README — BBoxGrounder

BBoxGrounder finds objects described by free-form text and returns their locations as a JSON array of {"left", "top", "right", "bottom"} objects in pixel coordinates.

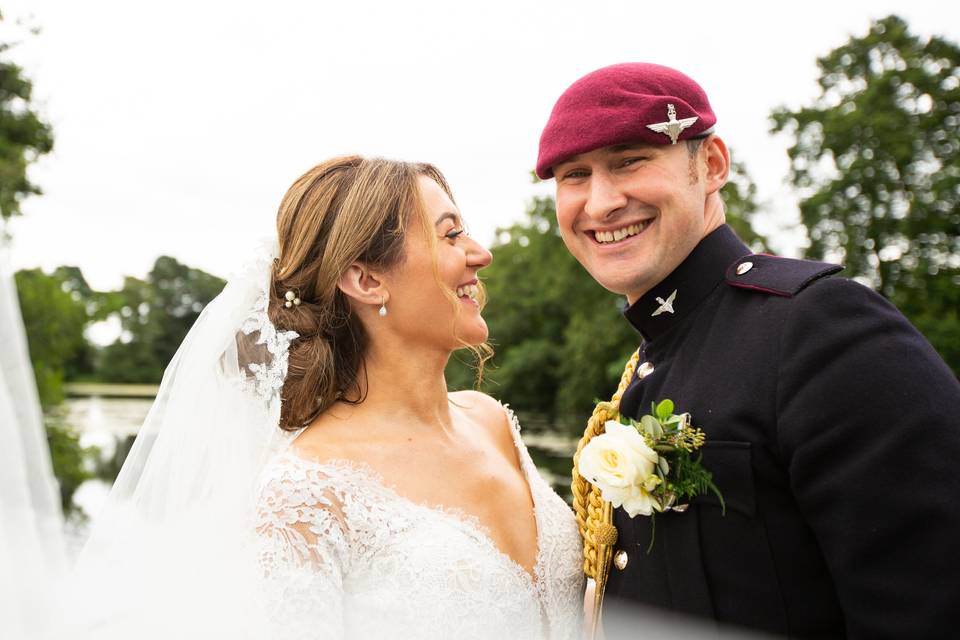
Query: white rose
[{"left": 578, "top": 420, "right": 663, "bottom": 517}]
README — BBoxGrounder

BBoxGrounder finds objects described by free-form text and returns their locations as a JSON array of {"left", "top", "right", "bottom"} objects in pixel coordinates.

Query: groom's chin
[
  {"left": 572, "top": 250, "right": 653, "bottom": 300},
  {"left": 590, "top": 271, "right": 646, "bottom": 301}
]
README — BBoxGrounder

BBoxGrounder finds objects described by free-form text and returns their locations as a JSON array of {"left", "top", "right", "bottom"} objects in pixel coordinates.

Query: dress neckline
[{"left": 279, "top": 406, "right": 545, "bottom": 587}]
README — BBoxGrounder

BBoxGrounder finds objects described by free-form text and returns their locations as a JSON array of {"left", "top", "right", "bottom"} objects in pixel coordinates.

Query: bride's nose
[{"left": 467, "top": 238, "right": 493, "bottom": 270}]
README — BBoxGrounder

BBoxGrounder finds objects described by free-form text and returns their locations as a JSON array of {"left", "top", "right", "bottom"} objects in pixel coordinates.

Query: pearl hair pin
[{"left": 284, "top": 290, "right": 301, "bottom": 308}]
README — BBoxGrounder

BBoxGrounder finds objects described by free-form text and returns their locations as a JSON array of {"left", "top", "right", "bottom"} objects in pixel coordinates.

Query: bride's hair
[{"left": 269, "top": 155, "right": 489, "bottom": 431}]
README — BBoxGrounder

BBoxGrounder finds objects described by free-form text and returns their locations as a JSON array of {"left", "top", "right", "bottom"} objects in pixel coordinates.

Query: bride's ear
[{"left": 337, "top": 263, "right": 388, "bottom": 309}]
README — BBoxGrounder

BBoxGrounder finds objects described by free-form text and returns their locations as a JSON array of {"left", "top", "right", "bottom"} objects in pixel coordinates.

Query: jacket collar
[{"left": 623, "top": 224, "right": 750, "bottom": 341}]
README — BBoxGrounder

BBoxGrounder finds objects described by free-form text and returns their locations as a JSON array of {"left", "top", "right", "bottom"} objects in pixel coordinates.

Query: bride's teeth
[{"left": 456, "top": 285, "right": 479, "bottom": 300}]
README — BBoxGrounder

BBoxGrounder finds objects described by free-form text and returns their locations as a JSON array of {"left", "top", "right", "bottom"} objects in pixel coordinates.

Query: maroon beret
[{"left": 536, "top": 62, "right": 717, "bottom": 179}]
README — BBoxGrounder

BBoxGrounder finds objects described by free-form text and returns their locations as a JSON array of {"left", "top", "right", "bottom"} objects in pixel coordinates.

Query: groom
[{"left": 537, "top": 63, "right": 960, "bottom": 638}]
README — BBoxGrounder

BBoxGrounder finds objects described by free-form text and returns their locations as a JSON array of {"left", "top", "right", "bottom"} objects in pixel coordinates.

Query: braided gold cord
[{"left": 571, "top": 349, "right": 641, "bottom": 636}]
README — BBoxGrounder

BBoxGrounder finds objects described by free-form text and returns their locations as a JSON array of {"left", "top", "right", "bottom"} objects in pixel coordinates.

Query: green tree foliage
[
  {"left": 14, "top": 267, "right": 89, "bottom": 407},
  {"left": 448, "top": 160, "right": 766, "bottom": 433},
  {"left": 771, "top": 15, "right": 960, "bottom": 372},
  {"left": 98, "top": 256, "right": 225, "bottom": 383},
  {"left": 13, "top": 267, "right": 96, "bottom": 518},
  {"left": 723, "top": 157, "right": 768, "bottom": 252},
  {"left": 0, "top": 19, "right": 53, "bottom": 221}
]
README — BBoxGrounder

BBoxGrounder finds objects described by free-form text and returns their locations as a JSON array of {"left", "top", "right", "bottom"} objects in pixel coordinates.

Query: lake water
[{"left": 64, "top": 396, "right": 579, "bottom": 522}]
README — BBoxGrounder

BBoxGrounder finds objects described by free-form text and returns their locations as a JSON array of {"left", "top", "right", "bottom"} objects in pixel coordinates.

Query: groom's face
[{"left": 553, "top": 142, "right": 710, "bottom": 303}]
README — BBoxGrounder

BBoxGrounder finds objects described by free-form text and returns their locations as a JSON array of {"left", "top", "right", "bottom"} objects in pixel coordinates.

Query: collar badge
[
  {"left": 646, "top": 104, "right": 699, "bottom": 145},
  {"left": 652, "top": 290, "right": 677, "bottom": 317}
]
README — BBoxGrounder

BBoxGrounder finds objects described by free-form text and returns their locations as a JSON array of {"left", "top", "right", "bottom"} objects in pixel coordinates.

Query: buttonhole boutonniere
[{"left": 577, "top": 399, "right": 725, "bottom": 551}]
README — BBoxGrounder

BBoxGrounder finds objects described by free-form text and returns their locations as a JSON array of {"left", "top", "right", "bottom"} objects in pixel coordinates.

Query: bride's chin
[{"left": 452, "top": 322, "right": 489, "bottom": 348}]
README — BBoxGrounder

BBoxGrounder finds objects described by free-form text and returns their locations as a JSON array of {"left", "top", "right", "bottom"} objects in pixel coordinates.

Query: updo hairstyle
[{"left": 269, "top": 155, "right": 458, "bottom": 431}]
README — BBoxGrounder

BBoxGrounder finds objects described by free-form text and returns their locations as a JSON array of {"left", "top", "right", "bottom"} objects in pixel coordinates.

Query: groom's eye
[
  {"left": 619, "top": 156, "right": 649, "bottom": 167},
  {"left": 559, "top": 168, "right": 590, "bottom": 182}
]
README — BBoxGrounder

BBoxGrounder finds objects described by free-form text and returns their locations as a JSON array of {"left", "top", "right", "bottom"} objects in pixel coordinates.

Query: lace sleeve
[{"left": 254, "top": 462, "right": 351, "bottom": 640}]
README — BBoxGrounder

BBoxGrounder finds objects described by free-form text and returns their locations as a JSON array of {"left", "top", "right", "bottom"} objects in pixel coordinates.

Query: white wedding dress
[
  {"left": 255, "top": 409, "right": 585, "bottom": 640},
  {"left": 54, "top": 246, "right": 584, "bottom": 640}
]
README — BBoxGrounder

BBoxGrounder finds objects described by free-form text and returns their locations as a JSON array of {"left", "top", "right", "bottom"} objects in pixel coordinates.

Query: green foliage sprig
[{"left": 631, "top": 399, "right": 724, "bottom": 514}]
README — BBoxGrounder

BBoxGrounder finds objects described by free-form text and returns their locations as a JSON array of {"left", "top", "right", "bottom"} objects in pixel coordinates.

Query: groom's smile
[
  {"left": 553, "top": 141, "right": 719, "bottom": 303},
  {"left": 589, "top": 219, "right": 653, "bottom": 245}
]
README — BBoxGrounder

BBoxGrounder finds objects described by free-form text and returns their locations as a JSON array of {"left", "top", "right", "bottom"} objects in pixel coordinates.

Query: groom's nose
[{"left": 584, "top": 171, "right": 628, "bottom": 222}]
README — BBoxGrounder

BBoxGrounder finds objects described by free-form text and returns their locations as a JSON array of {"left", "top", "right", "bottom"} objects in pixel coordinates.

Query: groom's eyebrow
[
  {"left": 608, "top": 143, "right": 651, "bottom": 153},
  {"left": 557, "top": 143, "right": 653, "bottom": 169}
]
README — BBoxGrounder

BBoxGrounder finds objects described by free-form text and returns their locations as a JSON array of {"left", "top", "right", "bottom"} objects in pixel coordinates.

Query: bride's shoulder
[
  {"left": 449, "top": 390, "right": 519, "bottom": 444},
  {"left": 258, "top": 437, "right": 378, "bottom": 507}
]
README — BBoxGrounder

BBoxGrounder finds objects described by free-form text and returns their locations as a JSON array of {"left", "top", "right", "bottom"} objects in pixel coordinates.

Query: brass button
[
  {"left": 613, "top": 550, "right": 629, "bottom": 570},
  {"left": 736, "top": 261, "right": 754, "bottom": 276},
  {"left": 636, "top": 361, "right": 655, "bottom": 379}
]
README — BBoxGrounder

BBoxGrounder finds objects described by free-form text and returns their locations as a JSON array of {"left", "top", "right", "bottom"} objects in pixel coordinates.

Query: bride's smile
[{"left": 366, "top": 174, "right": 493, "bottom": 353}]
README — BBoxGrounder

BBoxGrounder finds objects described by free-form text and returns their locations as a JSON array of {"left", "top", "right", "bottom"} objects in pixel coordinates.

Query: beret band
[{"left": 536, "top": 63, "right": 717, "bottom": 179}]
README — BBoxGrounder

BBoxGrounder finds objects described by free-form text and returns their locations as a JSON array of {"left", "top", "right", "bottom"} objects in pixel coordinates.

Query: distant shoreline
[{"left": 63, "top": 383, "right": 158, "bottom": 398}]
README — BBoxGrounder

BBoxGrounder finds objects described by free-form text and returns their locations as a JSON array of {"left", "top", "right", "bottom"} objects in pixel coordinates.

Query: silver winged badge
[
  {"left": 651, "top": 290, "right": 677, "bottom": 317},
  {"left": 646, "top": 104, "right": 699, "bottom": 144}
]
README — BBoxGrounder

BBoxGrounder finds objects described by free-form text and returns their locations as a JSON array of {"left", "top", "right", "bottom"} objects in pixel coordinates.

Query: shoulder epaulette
[{"left": 724, "top": 254, "right": 844, "bottom": 297}]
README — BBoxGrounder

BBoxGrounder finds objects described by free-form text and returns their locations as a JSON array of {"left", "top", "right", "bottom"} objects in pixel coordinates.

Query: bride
[{"left": 65, "top": 156, "right": 584, "bottom": 640}]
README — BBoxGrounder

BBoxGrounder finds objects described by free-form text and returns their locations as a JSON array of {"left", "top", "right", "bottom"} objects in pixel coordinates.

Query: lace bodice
[{"left": 254, "top": 409, "right": 584, "bottom": 640}]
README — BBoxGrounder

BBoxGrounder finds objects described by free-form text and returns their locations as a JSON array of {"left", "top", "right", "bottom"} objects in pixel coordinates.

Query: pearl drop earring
[{"left": 379, "top": 296, "right": 387, "bottom": 317}]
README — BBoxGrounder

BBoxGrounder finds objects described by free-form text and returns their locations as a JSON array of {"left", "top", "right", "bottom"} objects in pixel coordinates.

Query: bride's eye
[{"left": 445, "top": 228, "right": 466, "bottom": 241}]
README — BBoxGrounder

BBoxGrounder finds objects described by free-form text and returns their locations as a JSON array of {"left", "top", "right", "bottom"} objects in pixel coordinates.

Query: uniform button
[
  {"left": 613, "top": 550, "right": 629, "bottom": 570},
  {"left": 736, "top": 261, "right": 754, "bottom": 276},
  {"left": 636, "top": 361, "right": 655, "bottom": 379}
]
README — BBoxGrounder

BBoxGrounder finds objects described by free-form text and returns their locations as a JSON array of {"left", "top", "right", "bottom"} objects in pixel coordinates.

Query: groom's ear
[
  {"left": 337, "top": 263, "right": 387, "bottom": 308},
  {"left": 701, "top": 134, "right": 730, "bottom": 195}
]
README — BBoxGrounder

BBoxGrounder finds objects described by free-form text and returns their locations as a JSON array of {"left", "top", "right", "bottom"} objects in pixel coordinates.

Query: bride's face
[{"left": 383, "top": 176, "right": 492, "bottom": 350}]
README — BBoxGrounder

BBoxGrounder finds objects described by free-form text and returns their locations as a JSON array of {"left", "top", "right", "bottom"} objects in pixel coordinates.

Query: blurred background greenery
[{"left": 4, "top": 15, "right": 958, "bottom": 512}]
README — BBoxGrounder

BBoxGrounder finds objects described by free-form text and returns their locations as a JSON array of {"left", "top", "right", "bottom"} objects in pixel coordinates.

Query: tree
[
  {"left": 97, "top": 256, "right": 225, "bottom": 383},
  {"left": 14, "top": 268, "right": 89, "bottom": 407},
  {"left": 723, "top": 156, "right": 768, "bottom": 252},
  {"left": 771, "top": 15, "right": 960, "bottom": 372},
  {"left": 0, "top": 15, "right": 53, "bottom": 221},
  {"left": 14, "top": 267, "right": 98, "bottom": 517}
]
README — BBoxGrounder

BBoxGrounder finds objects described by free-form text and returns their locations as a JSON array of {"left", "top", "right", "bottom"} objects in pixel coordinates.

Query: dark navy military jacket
[{"left": 604, "top": 225, "right": 960, "bottom": 639}]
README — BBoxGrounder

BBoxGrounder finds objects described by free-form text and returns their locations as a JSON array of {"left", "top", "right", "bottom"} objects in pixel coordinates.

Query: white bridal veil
[
  {"left": 0, "top": 242, "right": 67, "bottom": 639},
  {"left": 62, "top": 244, "right": 300, "bottom": 639}
]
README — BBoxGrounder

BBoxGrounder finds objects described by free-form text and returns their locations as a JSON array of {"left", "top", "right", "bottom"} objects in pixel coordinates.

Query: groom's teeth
[{"left": 595, "top": 221, "right": 648, "bottom": 244}]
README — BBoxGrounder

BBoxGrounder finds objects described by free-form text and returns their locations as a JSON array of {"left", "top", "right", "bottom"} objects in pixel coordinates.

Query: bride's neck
[{"left": 347, "top": 342, "right": 454, "bottom": 430}]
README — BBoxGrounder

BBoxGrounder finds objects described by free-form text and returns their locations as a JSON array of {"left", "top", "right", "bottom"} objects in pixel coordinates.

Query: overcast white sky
[{"left": 3, "top": 0, "right": 959, "bottom": 291}]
